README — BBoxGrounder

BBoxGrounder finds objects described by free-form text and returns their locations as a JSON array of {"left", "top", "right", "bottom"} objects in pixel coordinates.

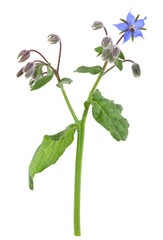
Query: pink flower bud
[
  {"left": 16, "top": 67, "right": 24, "bottom": 77},
  {"left": 24, "top": 62, "right": 34, "bottom": 73},
  {"left": 17, "top": 50, "right": 30, "bottom": 62}
]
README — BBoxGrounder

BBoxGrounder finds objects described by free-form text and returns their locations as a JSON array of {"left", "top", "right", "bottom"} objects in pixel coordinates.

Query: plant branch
[
  {"left": 116, "top": 34, "right": 124, "bottom": 45},
  {"left": 103, "top": 26, "right": 108, "bottom": 36},
  {"left": 60, "top": 86, "right": 81, "bottom": 131},
  {"left": 29, "top": 49, "right": 49, "bottom": 63},
  {"left": 57, "top": 41, "right": 62, "bottom": 73},
  {"left": 103, "top": 59, "right": 135, "bottom": 76}
]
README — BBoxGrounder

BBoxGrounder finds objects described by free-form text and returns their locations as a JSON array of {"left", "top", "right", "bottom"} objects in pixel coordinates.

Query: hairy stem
[
  {"left": 29, "top": 49, "right": 49, "bottom": 63},
  {"left": 60, "top": 86, "right": 80, "bottom": 131},
  {"left": 116, "top": 34, "right": 124, "bottom": 45},
  {"left": 57, "top": 41, "right": 62, "bottom": 73},
  {"left": 74, "top": 61, "right": 108, "bottom": 236}
]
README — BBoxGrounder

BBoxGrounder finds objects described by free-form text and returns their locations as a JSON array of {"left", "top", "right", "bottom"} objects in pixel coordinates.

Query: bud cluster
[
  {"left": 101, "top": 36, "right": 120, "bottom": 63},
  {"left": 16, "top": 60, "right": 44, "bottom": 87}
]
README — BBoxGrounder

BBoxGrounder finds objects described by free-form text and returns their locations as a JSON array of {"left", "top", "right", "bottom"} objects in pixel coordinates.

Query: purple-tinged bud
[
  {"left": 92, "top": 21, "right": 103, "bottom": 30},
  {"left": 112, "top": 45, "right": 120, "bottom": 58},
  {"left": 101, "top": 47, "right": 114, "bottom": 63},
  {"left": 24, "top": 62, "right": 34, "bottom": 73},
  {"left": 16, "top": 67, "right": 24, "bottom": 78},
  {"left": 18, "top": 50, "right": 30, "bottom": 62},
  {"left": 25, "top": 69, "right": 34, "bottom": 78},
  {"left": 32, "top": 67, "right": 38, "bottom": 80},
  {"left": 131, "top": 63, "right": 141, "bottom": 77},
  {"left": 101, "top": 37, "right": 112, "bottom": 47},
  {"left": 48, "top": 34, "right": 60, "bottom": 44}
]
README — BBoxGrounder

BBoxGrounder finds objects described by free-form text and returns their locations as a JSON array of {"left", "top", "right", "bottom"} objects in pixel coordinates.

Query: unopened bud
[
  {"left": 29, "top": 79, "right": 35, "bottom": 87},
  {"left": 131, "top": 63, "right": 141, "bottom": 77},
  {"left": 101, "top": 47, "right": 114, "bottom": 63},
  {"left": 17, "top": 50, "right": 30, "bottom": 62},
  {"left": 16, "top": 67, "right": 24, "bottom": 78},
  {"left": 25, "top": 69, "right": 34, "bottom": 78},
  {"left": 112, "top": 45, "right": 120, "bottom": 58},
  {"left": 48, "top": 34, "right": 60, "bottom": 44},
  {"left": 92, "top": 21, "right": 103, "bottom": 30},
  {"left": 101, "top": 37, "right": 112, "bottom": 47},
  {"left": 24, "top": 62, "right": 34, "bottom": 73}
]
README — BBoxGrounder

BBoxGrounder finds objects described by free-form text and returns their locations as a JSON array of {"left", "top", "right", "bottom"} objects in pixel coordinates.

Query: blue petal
[
  {"left": 126, "top": 11, "right": 135, "bottom": 25},
  {"left": 134, "top": 17, "right": 147, "bottom": 29},
  {"left": 133, "top": 29, "right": 144, "bottom": 38},
  {"left": 123, "top": 30, "right": 132, "bottom": 43},
  {"left": 113, "top": 23, "right": 128, "bottom": 31}
]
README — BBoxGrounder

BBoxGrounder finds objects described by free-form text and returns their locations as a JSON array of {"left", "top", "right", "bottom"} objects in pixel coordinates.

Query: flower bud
[
  {"left": 24, "top": 62, "right": 34, "bottom": 73},
  {"left": 48, "top": 34, "right": 60, "bottom": 44},
  {"left": 101, "top": 37, "right": 112, "bottom": 47},
  {"left": 17, "top": 50, "right": 30, "bottom": 62},
  {"left": 25, "top": 69, "right": 34, "bottom": 78},
  {"left": 112, "top": 45, "right": 120, "bottom": 58},
  {"left": 16, "top": 67, "right": 24, "bottom": 78},
  {"left": 131, "top": 63, "right": 141, "bottom": 77},
  {"left": 29, "top": 79, "right": 35, "bottom": 87},
  {"left": 101, "top": 47, "right": 114, "bottom": 63},
  {"left": 92, "top": 21, "right": 103, "bottom": 30}
]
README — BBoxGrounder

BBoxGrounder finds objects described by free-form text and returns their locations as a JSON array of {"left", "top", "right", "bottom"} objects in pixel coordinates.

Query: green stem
[
  {"left": 60, "top": 86, "right": 81, "bottom": 131},
  {"left": 74, "top": 61, "right": 108, "bottom": 236}
]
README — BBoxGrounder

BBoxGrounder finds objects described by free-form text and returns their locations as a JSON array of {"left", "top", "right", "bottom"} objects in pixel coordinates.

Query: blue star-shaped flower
[{"left": 114, "top": 11, "right": 147, "bottom": 43}]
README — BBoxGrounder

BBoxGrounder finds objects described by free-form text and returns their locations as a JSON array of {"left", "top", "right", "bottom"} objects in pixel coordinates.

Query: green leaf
[
  {"left": 29, "top": 124, "right": 77, "bottom": 190},
  {"left": 94, "top": 46, "right": 103, "bottom": 56},
  {"left": 56, "top": 78, "right": 73, "bottom": 88},
  {"left": 90, "top": 89, "right": 129, "bottom": 141},
  {"left": 74, "top": 66, "right": 103, "bottom": 75},
  {"left": 114, "top": 58, "right": 123, "bottom": 71},
  {"left": 118, "top": 51, "right": 125, "bottom": 60},
  {"left": 30, "top": 67, "right": 54, "bottom": 91}
]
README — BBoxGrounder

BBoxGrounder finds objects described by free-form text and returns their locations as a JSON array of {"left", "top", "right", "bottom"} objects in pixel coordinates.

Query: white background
[{"left": 1, "top": 0, "right": 163, "bottom": 239}]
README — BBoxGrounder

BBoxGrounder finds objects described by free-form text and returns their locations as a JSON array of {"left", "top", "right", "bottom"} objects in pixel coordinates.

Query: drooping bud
[
  {"left": 112, "top": 45, "right": 120, "bottom": 58},
  {"left": 32, "top": 63, "right": 43, "bottom": 80},
  {"left": 24, "top": 62, "right": 34, "bottom": 73},
  {"left": 16, "top": 67, "right": 24, "bottom": 78},
  {"left": 25, "top": 69, "right": 34, "bottom": 78},
  {"left": 29, "top": 79, "right": 36, "bottom": 87},
  {"left": 101, "top": 47, "right": 114, "bottom": 63},
  {"left": 92, "top": 21, "right": 103, "bottom": 30},
  {"left": 48, "top": 34, "right": 60, "bottom": 44},
  {"left": 131, "top": 63, "right": 141, "bottom": 77},
  {"left": 101, "top": 37, "right": 112, "bottom": 47},
  {"left": 17, "top": 50, "right": 30, "bottom": 62}
]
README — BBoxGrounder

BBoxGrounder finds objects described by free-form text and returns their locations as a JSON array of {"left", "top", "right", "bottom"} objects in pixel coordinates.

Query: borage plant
[{"left": 16, "top": 11, "right": 146, "bottom": 236}]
